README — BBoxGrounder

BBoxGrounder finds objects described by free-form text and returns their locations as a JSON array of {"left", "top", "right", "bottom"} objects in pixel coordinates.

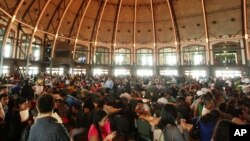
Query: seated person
[
  {"left": 135, "top": 100, "right": 151, "bottom": 116},
  {"left": 88, "top": 110, "right": 116, "bottom": 141}
]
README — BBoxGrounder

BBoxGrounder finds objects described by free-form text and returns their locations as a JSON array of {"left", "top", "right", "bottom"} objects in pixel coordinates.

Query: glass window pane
[
  {"left": 159, "top": 47, "right": 176, "bottom": 65},
  {"left": 137, "top": 69, "right": 153, "bottom": 76},
  {"left": 93, "top": 69, "right": 108, "bottom": 75},
  {"left": 213, "top": 42, "right": 241, "bottom": 65},
  {"left": 215, "top": 70, "right": 241, "bottom": 79},
  {"left": 96, "top": 47, "right": 109, "bottom": 64},
  {"left": 75, "top": 46, "right": 88, "bottom": 64},
  {"left": 114, "top": 69, "right": 130, "bottom": 76},
  {"left": 69, "top": 68, "right": 86, "bottom": 75},
  {"left": 137, "top": 49, "right": 153, "bottom": 66},
  {"left": 160, "top": 70, "right": 178, "bottom": 76},
  {"left": 46, "top": 67, "right": 64, "bottom": 75},
  {"left": 183, "top": 45, "right": 205, "bottom": 65},
  {"left": 185, "top": 70, "right": 206, "bottom": 80}
]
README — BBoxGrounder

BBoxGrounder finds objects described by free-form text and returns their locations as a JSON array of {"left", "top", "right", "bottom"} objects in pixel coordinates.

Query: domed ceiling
[{"left": 0, "top": 0, "right": 248, "bottom": 47}]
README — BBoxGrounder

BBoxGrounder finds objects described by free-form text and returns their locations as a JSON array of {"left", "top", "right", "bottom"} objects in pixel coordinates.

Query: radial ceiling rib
[
  {"left": 51, "top": 0, "right": 74, "bottom": 58},
  {"left": 111, "top": 0, "right": 123, "bottom": 65},
  {"left": 46, "top": 0, "right": 65, "bottom": 31},
  {"left": 88, "top": 0, "right": 106, "bottom": 64},
  {"left": 243, "top": 0, "right": 248, "bottom": 38},
  {"left": 150, "top": 0, "right": 156, "bottom": 46},
  {"left": 133, "top": 0, "right": 137, "bottom": 64},
  {"left": 150, "top": 0, "right": 157, "bottom": 65},
  {"left": 111, "top": 0, "right": 123, "bottom": 47},
  {"left": 72, "top": 0, "right": 92, "bottom": 60},
  {"left": 93, "top": 0, "right": 108, "bottom": 48},
  {"left": 166, "top": 0, "right": 180, "bottom": 45},
  {"left": 69, "top": 0, "right": 87, "bottom": 38},
  {"left": 243, "top": 0, "right": 249, "bottom": 62},
  {"left": 201, "top": 0, "right": 210, "bottom": 65},
  {"left": 25, "top": 0, "right": 52, "bottom": 74},
  {"left": 90, "top": 0, "right": 106, "bottom": 44},
  {"left": 0, "top": 0, "right": 25, "bottom": 75},
  {"left": 0, "top": 7, "right": 12, "bottom": 18},
  {"left": 201, "top": 0, "right": 209, "bottom": 42}
]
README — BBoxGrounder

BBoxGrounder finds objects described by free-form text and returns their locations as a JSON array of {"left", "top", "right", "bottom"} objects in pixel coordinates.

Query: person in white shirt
[
  {"left": 201, "top": 98, "right": 215, "bottom": 116},
  {"left": 119, "top": 92, "right": 132, "bottom": 101},
  {"left": 104, "top": 77, "right": 114, "bottom": 93},
  {"left": 157, "top": 93, "right": 168, "bottom": 105},
  {"left": 135, "top": 100, "right": 151, "bottom": 116}
]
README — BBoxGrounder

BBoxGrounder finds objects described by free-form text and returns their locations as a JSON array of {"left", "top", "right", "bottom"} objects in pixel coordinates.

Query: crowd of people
[{"left": 0, "top": 73, "right": 250, "bottom": 141}]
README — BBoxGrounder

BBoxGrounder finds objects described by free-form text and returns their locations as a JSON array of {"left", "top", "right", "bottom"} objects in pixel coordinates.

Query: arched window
[
  {"left": 158, "top": 47, "right": 176, "bottom": 65},
  {"left": 32, "top": 37, "right": 42, "bottom": 61},
  {"left": 183, "top": 45, "right": 205, "bottom": 65},
  {"left": 136, "top": 48, "right": 153, "bottom": 66},
  {"left": 96, "top": 47, "right": 109, "bottom": 65},
  {"left": 0, "top": 27, "right": 14, "bottom": 58},
  {"left": 74, "top": 45, "right": 88, "bottom": 64},
  {"left": 212, "top": 42, "right": 241, "bottom": 65},
  {"left": 20, "top": 35, "right": 29, "bottom": 59},
  {"left": 20, "top": 35, "right": 42, "bottom": 60},
  {"left": 115, "top": 48, "right": 130, "bottom": 65}
]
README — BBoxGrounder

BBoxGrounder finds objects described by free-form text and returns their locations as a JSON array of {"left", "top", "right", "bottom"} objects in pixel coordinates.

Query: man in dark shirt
[{"left": 28, "top": 94, "right": 70, "bottom": 141}]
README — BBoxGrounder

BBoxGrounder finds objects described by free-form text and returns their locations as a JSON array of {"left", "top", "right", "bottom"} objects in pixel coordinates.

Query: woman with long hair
[
  {"left": 88, "top": 110, "right": 116, "bottom": 141},
  {"left": 157, "top": 104, "right": 189, "bottom": 141},
  {"left": 211, "top": 120, "right": 233, "bottom": 141}
]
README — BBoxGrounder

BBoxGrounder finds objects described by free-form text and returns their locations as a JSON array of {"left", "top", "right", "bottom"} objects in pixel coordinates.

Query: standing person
[
  {"left": 88, "top": 110, "right": 116, "bottom": 141},
  {"left": 199, "top": 109, "right": 221, "bottom": 141},
  {"left": 28, "top": 94, "right": 70, "bottom": 141},
  {"left": 104, "top": 77, "right": 114, "bottom": 93},
  {"left": 32, "top": 79, "right": 44, "bottom": 99},
  {"left": 21, "top": 80, "right": 34, "bottom": 99},
  {"left": 0, "top": 94, "right": 9, "bottom": 140},
  {"left": 157, "top": 104, "right": 190, "bottom": 141},
  {"left": 211, "top": 120, "right": 233, "bottom": 141},
  {"left": 5, "top": 97, "right": 29, "bottom": 141}
]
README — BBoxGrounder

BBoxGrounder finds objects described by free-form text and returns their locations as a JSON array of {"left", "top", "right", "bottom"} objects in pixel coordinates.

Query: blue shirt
[
  {"left": 104, "top": 80, "right": 114, "bottom": 89},
  {"left": 200, "top": 121, "right": 216, "bottom": 141},
  {"left": 65, "top": 95, "right": 82, "bottom": 107}
]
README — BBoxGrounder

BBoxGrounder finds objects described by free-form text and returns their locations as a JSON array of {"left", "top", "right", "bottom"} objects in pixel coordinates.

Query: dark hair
[
  {"left": 157, "top": 104, "right": 177, "bottom": 130},
  {"left": 0, "top": 86, "right": 7, "bottom": 91},
  {"left": 201, "top": 109, "right": 221, "bottom": 123},
  {"left": 59, "top": 92, "right": 67, "bottom": 98},
  {"left": 232, "top": 107, "right": 244, "bottom": 118},
  {"left": 219, "top": 103, "right": 227, "bottom": 113},
  {"left": 0, "top": 93, "right": 8, "bottom": 100},
  {"left": 137, "top": 100, "right": 143, "bottom": 104},
  {"left": 212, "top": 120, "right": 232, "bottom": 141},
  {"left": 17, "top": 97, "right": 27, "bottom": 106},
  {"left": 93, "top": 110, "right": 108, "bottom": 141},
  {"left": 177, "top": 102, "right": 192, "bottom": 122},
  {"left": 97, "top": 99, "right": 105, "bottom": 110},
  {"left": 37, "top": 94, "right": 55, "bottom": 113},
  {"left": 72, "top": 104, "right": 82, "bottom": 111},
  {"left": 83, "top": 101, "right": 95, "bottom": 111}
]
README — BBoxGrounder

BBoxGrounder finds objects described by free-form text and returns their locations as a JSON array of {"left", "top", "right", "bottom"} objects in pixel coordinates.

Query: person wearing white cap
[
  {"left": 201, "top": 88, "right": 212, "bottom": 94},
  {"left": 201, "top": 97, "right": 215, "bottom": 116},
  {"left": 191, "top": 90, "right": 206, "bottom": 117}
]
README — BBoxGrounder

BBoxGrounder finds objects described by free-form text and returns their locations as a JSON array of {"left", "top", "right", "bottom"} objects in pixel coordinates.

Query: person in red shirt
[{"left": 88, "top": 110, "right": 116, "bottom": 141}]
